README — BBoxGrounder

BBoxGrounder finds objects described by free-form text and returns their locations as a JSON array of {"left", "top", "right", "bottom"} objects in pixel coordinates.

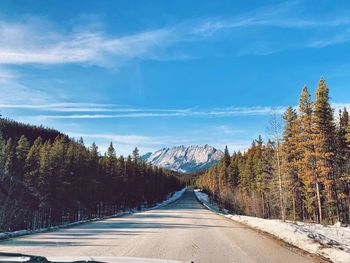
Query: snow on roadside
[
  {"left": 0, "top": 188, "right": 186, "bottom": 241},
  {"left": 194, "top": 189, "right": 350, "bottom": 263},
  {"left": 153, "top": 188, "right": 186, "bottom": 209}
]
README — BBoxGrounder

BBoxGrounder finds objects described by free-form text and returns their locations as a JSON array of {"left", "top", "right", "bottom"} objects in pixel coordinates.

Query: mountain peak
[{"left": 143, "top": 145, "right": 223, "bottom": 173}]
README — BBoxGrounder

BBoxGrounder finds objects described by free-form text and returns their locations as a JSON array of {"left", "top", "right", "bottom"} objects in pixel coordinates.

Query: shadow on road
[{"left": 0, "top": 190, "right": 248, "bottom": 248}]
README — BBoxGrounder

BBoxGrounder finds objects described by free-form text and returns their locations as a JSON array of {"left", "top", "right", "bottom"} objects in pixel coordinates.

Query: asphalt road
[{"left": 0, "top": 190, "right": 319, "bottom": 263}]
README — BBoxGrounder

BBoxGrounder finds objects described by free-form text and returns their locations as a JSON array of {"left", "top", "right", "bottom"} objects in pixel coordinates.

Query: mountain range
[{"left": 143, "top": 145, "right": 223, "bottom": 173}]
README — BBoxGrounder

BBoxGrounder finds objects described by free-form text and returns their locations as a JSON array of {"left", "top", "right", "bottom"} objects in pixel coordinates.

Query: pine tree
[
  {"left": 106, "top": 142, "right": 116, "bottom": 178},
  {"left": 117, "top": 155, "right": 126, "bottom": 180},
  {"left": 0, "top": 132, "right": 5, "bottom": 179},
  {"left": 24, "top": 137, "right": 42, "bottom": 205},
  {"left": 125, "top": 155, "right": 134, "bottom": 207},
  {"left": 223, "top": 146, "right": 230, "bottom": 167},
  {"left": 16, "top": 135, "right": 30, "bottom": 180},
  {"left": 4, "top": 138, "right": 16, "bottom": 179},
  {"left": 218, "top": 146, "right": 230, "bottom": 192},
  {"left": 38, "top": 140, "right": 52, "bottom": 209},
  {"left": 132, "top": 147, "right": 143, "bottom": 204},
  {"left": 1, "top": 138, "right": 20, "bottom": 230},
  {"left": 228, "top": 153, "right": 239, "bottom": 189},
  {"left": 253, "top": 137, "right": 265, "bottom": 217},
  {"left": 297, "top": 86, "right": 318, "bottom": 221},
  {"left": 47, "top": 137, "right": 67, "bottom": 214},
  {"left": 211, "top": 165, "right": 219, "bottom": 200},
  {"left": 107, "top": 142, "right": 116, "bottom": 158},
  {"left": 262, "top": 140, "right": 276, "bottom": 218},
  {"left": 314, "top": 79, "right": 336, "bottom": 152},
  {"left": 88, "top": 142, "right": 100, "bottom": 179},
  {"left": 132, "top": 147, "right": 140, "bottom": 164},
  {"left": 343, "top": 113, "right": 350, "bottom": 222},
  {"left": 336, "top": 108, "right": 350, "bottom": 221},
  {"left": 282, "top": 106, "right": 302, "bottom": 221},
  {"left": 314, "top": 79, "right": 338, "bottom": 222}
]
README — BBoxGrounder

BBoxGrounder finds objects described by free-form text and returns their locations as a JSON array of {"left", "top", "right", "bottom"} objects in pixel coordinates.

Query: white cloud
[
  {"left": 191, "top": 2, "right": 350, "bottom": 53},
  {"left": 0, "top": 2, "right": 349, "bottom": 67},
  {"left": 24, "top": 105, "right": 287, "bottom": 120},
  {"left": 0, "top": 102, "right": 139, "bottom": 112},
  {"left": 308, "top": 29, "right": 350, "bottom": 48},
  {"left": 56, "top": 104, "right": 330, "bottom": 121},
  {"left": 193, "top": 2, "right": 350, "bottom": 36},
  {"left": 0, "top": 16, "right": 188, "bottom": 66},
  {"left": 208, "top": 106, "right": 287, "bottom": 116},
  {"left": 35, "top": 112, "right": 186, "bottom": 119},
  {"left": 68, "top": 132, "right": 163, "bottom": 146}
]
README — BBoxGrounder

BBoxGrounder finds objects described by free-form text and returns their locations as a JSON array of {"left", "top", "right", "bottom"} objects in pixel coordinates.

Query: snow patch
[
  {"left": 144, "top": 145, "right": 223, "bottom": 173},
  {"left": 194, "top": 189, "right": 350, "bottom": 263},
  {"left": 153, "top": 188, "right": 186, "bottom": 209}
]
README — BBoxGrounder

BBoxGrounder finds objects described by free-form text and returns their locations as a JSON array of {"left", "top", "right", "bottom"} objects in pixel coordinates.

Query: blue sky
[{"left": 1, "top": 0, "right": 350, "bottom": 155}]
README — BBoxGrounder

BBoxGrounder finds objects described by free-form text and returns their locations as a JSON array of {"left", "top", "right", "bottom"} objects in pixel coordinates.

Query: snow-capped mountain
[{"left": 143, "top": 145, "right": 224, "bottom": 173}]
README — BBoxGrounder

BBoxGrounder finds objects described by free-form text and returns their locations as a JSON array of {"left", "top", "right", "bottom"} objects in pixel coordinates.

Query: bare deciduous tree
[{"left": 267, "top": 109, "right": 286, "bottom": 221}]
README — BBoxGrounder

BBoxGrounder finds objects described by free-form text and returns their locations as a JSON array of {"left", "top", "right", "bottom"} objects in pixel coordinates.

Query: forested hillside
[
  {"left": 0, "top": 118, "right": 64, "bottom": 142},
  {"left": 196, "top": 79, "right": 350, "bottom": 224},
  {"left": 0, "top": 118, "right": 182, "bottom": 231}
]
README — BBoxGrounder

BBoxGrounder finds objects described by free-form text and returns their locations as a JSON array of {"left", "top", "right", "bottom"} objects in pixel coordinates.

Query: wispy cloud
[
  {"left": 308, "top": 29, "right": 350, "bottom": 48},
  {"left": 36, "top": 112, "right": 186, "bottom": 119},
  {"left": 191, "top": 2, "right": 350, "bottom": 54},
  {"left": 0, "top": 67, "right": 55, "bottom": 104},
  {"left": 196, "top": 15, "right": 350, "bottom": 36},
  {"left": 47, "top": 104, "right": 330, "bottom": 121},
  {"left": 0, "top": 20, "right": 179, "bottom": 66},
  {"left": 193, "top": 2, "right": 350, "bottom": 36},
  {"left": 1, "top": 2, "right": 349, "bottom": 67},
  {"left": 68, "top": 132, "right": 164, "bottom": 146},
  {"left": 208, "top": 106, "right": 287, "bottom": 116},
  {"left": 0, "top": 102, "right": 195, "bottom": 115},
  {"left": 0, "top": 102, "right": 136, "bottom": 112},
  {"left": 0, "top": 66, "right": 18, "bottom": 81},
  {"left": 25, "top": 105, "right": 287, "bottom": 119}
]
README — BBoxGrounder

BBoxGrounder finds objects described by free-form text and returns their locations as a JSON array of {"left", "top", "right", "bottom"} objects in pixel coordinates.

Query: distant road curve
[{"left": 0, "top": 190, "right": 321, "bottom": 263}]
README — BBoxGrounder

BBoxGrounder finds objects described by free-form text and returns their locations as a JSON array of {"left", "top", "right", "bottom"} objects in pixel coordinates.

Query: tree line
[
  {"left": 0, "top": 118, "right": 182, "bottom": 231},
  {"left": 196, "top": 79, "right": 350, "bottom": 224}
]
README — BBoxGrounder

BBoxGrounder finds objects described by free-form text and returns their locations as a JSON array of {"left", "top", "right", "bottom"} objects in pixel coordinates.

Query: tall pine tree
[
  {"left": 282, "top": 106, "right": 302, "bottom": 221},
  {"left": 314, "top": 79, "right": 338, "bottom": 222}
]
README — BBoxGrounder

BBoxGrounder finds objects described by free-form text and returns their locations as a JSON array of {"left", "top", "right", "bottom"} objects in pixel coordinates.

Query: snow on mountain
[{"left": 143, "top": 145, "right": 224, "bottom": 173}]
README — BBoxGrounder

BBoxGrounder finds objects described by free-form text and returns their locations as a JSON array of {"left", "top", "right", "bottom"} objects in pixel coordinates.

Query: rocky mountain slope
[{"left": 143, "top": 145, "right": 223, "bottom": 173}]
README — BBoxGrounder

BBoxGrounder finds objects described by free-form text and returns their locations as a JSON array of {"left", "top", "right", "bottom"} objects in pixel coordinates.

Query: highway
[{"left": 0, "top": 190, "right": 320, "bottom": 263}]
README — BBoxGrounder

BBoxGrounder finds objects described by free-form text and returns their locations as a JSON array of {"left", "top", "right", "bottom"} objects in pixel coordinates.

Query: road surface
[{"left": 0, "top": 190, "right": 320, "bottom": 263}]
